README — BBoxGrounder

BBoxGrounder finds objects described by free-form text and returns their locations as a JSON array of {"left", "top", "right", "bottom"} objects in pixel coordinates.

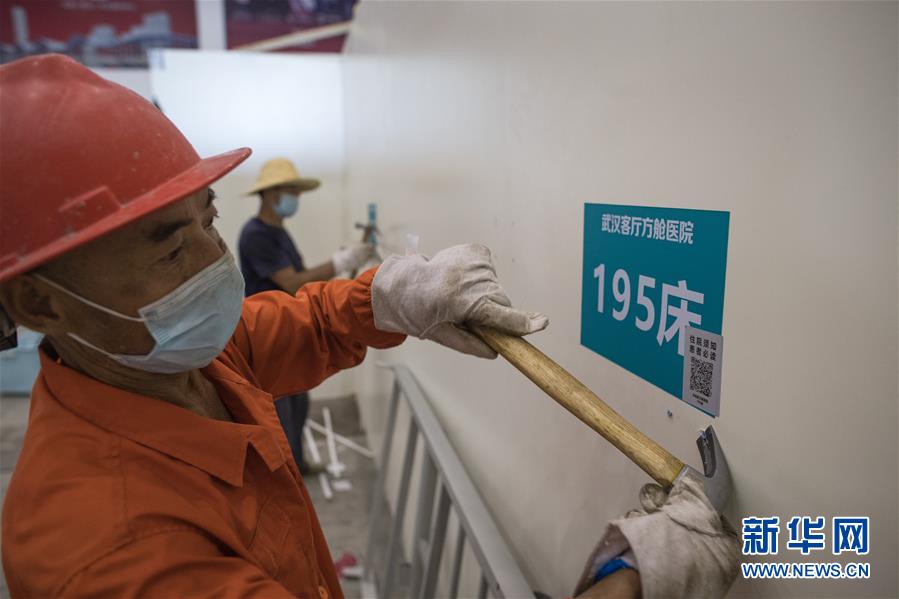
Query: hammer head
[{"left": 676, "top": 425, "right": 732, "bottom": 512}]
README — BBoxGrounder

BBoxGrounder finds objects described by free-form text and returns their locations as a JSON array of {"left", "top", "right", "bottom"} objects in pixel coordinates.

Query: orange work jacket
[{"left": 2, "top": 268, "right": 404, "bottom": 598}]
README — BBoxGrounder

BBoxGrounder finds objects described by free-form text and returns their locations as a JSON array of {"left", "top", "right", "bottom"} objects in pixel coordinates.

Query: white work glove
[
  {"left": 371, "top": 244, "right": 548, "bottom": 358},
  {"left": 332, "top": 243, "right": 374, "bottom": 273},
  {"left": 574, "top": 470, "right": 739, "bottom": 599}
]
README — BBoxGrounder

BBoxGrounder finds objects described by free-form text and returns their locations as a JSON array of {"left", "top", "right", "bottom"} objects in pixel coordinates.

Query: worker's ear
[{"left": 0, "top": 274, "right": 69, "bottom": 336}]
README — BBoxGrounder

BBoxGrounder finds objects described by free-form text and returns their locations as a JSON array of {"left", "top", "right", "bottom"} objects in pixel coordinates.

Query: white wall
[
  {"left": 149, "top": 49, "right": 352, "bottom": 398},
  {"left": 344, "top": 2, "right": 898, "bottom": 598}
]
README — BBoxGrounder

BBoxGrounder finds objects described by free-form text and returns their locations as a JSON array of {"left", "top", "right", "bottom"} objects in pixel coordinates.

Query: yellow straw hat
[{"left": 247, "top": 157, "right": 321, "bottom": 194}]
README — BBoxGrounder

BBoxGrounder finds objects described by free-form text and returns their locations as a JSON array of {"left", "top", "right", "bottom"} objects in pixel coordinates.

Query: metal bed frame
[{"left": 363, "top": 365, "right": 534, "bottom": 599}]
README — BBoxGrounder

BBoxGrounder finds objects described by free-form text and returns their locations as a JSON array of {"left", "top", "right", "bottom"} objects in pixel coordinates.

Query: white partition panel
[{"left": 344, "top": 2, "right": 898, "bottom": 598}]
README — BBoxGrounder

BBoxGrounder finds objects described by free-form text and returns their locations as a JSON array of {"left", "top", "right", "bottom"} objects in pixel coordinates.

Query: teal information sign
[{"left": 580, "top": 204, "right": 730, "bottom": 413}]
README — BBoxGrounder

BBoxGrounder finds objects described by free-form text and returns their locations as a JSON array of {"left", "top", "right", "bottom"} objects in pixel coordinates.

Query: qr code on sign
[{"left": 690, "top": 357, "right": 713, "bottom": 398}]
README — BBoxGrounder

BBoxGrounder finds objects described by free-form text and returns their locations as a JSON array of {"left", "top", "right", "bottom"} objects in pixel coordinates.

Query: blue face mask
[
  {"left": 34, "top": 252, "right": 245, "bottom": 374},
  {"left": 275, "top": 193, "right": 300, "bottom": 217}
]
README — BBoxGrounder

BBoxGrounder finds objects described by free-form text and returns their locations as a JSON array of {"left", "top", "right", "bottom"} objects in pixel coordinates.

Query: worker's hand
[
  {"left": 574, "top": 470, "right": 739, "bottom": 599},
  {"left": 371, "top": 244, "right": 547, "bottom": 358},
  {"left": 332, "top": 243, "right": 374, "bottom": 273}
]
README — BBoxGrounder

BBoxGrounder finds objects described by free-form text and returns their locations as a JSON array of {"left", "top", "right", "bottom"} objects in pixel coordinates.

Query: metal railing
[{"left": 364, "top": 365, "right": 534, "bottom": 599}]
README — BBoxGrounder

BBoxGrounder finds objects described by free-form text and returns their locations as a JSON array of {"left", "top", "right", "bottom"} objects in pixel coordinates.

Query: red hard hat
[{"left": 0, "top": 54, "right": 251, "bottom": 282}]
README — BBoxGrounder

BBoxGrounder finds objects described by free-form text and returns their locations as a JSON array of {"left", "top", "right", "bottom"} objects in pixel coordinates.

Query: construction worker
[
  {"left": 239, "top": 158, "right": 372, "bottom": 475},
  {"left": 0, "top": 55, "right": 737, "bottom": 598}
]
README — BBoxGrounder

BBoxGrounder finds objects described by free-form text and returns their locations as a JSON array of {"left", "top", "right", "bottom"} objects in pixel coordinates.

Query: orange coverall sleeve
[
  {"left": 59, "top": 530, "right": 296, "bottom": 599},
  {"left": 228, "top": 267, "right": 405, "bottom": 398}
]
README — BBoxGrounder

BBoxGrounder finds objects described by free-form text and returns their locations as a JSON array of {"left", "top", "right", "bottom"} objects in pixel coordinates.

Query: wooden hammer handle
[{"left": 471, "top": 325, "right": 685, "bottom": 487}]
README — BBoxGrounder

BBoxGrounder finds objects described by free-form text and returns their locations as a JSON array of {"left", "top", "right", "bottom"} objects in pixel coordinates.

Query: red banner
[
  {"left": 0, "top": 0, "right": 198, "bottom": 68},
  {"left": 225, "top": 0, "right": 355, "bottom": 53}
]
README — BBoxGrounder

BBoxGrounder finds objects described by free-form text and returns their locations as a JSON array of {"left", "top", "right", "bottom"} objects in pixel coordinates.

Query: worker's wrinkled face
[{"left": 11, "top": 188, "right": 225, "bottom": 357}]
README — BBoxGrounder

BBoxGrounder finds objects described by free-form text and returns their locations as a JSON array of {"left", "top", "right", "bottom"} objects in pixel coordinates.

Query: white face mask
[
  {"left": 275, "top": 193, "right": 300, "bottom": 217},
  {"left": 34, "top": 252, "right": 245, "bottom": 374}
]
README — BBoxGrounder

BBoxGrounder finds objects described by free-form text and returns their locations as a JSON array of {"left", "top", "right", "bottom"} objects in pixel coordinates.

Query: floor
[
  {"left": 307, "top": 396, "right": 405, "bottom": 599},
  {"left": 0, "top": 393, "right": 405, "bottom": 599}
]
